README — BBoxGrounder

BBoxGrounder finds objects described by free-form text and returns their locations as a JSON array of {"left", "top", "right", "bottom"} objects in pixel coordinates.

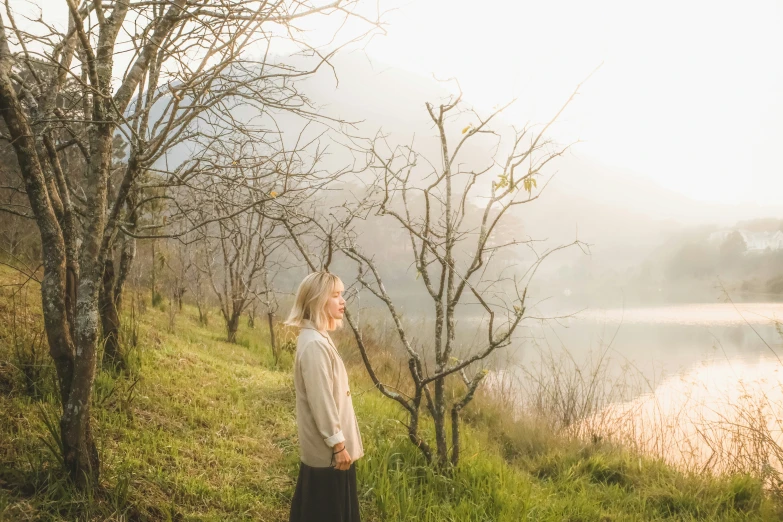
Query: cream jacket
[{"left": 293, "top": 322, "right": 364, "bottom": 467}]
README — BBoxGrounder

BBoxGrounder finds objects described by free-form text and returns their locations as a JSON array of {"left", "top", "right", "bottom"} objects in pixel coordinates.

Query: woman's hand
[{"left": 332, "top": 442, "right": 352, "bottom": 470}]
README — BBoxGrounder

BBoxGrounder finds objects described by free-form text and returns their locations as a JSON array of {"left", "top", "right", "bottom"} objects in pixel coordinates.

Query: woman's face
[{"left": 325, "top": 280, "right": 346, "bottom": 322}]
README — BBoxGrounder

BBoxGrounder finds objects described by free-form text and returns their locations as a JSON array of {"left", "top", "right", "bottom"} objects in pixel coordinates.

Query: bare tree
[
  {"left": 259, "top": 268, "right": 283, "bottom": 363},
  {"left": 191, "top": 242, "right": 214, "bottom": 326},
  {"left": 286, "top": 86, "right": 589, "bottom": 468},
  {"left": 196, "top": 137, "right": 299, "bottom": 343},
  {"left": 163, "top": 230, "right": 195, "bottom": 313},
  {"left": 0, "top": 0, "right": 380, "bottom": 486},
  {"left": 205, "top": 205, "right": 285, "bottom": 343}
]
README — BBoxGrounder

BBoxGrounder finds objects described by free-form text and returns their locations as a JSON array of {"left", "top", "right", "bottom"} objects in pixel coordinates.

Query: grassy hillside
[{"left": 1, "top": 266, "right": 782, "bottom": 521}]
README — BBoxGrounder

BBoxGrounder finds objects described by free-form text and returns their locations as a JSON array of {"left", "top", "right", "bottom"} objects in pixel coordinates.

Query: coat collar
[
  {"left": 302, "top": 319, "right": 329, "bottom": 340},
  {"left": 301, "top": 320, "right": 339, "bottom": 352},
  {"left": 302, "top": 319, "right": 320, "bottom": 332}
]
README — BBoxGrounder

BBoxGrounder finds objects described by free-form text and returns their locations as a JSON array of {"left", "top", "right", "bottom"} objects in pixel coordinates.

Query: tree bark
[
  {"left": 115, "top": 231, "right": 136, "bottom": 313},
  {"left": 434, "top": 380, "right": 448, "bottom": 468},
  {"left": 151, "top": 239, "right": 158, "bottom": 305},
  {"left": 99, "top": 259, "right": 124, "bottom": 370},
  {"left": 267, "top": 311, "right": 276, "bottom": 358},
  {"left": 0, "top": 40, "right": 99, "bottom": 487},
  {"left": 197, "top": 303, "right": 208, "bottom": 326},
  {"left": 408, "top": 402, "right": 432, "bottom": 464},
  {"left": 227, "top": 311, "right": 241, "bottom": 343},
  {"left": 450, "top": 406, "right": 461, "bottom": 467},
  {"left": 247, "top": 303, "right": 255, "bottom": 328}
]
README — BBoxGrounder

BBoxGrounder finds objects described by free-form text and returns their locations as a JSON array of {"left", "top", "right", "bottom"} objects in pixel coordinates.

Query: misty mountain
[
  {"left": 301, "top": 55, "right": 782, "bottom": 273},
  {"left": 150, "top": 52, "right": 783, "bottom": 305}
]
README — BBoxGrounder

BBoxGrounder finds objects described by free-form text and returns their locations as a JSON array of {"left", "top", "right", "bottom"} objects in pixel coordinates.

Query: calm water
[
  {"left": 512, "top": 302, "right": 783, "bottom": 476},
  {"left": 369, "top": 300, "right": 783, "bottom": 474},
  {"left": 520, "top": 302, "right": 783, "bottom": 380}
]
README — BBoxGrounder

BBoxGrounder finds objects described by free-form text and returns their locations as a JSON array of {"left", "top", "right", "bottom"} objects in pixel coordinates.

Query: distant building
[{"left": 708, "top": 229, "right": 783, "bottom": 253}]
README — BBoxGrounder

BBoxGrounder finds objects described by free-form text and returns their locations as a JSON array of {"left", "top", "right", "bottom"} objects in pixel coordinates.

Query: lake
[
  {"left": 507, "top": 301, "right": 783, "bottom": 479},
  {"left": 524, "top": 302, "right": 783, "bottom": 376}
]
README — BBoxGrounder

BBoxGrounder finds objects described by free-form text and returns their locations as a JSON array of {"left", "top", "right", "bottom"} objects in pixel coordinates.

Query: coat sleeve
[{"left": 299, "top": 340, "right": 345, "bottom": 447}]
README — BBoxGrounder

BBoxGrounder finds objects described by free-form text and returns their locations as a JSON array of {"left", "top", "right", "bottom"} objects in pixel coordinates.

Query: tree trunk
[
  {"left": 167, "top": 292, "right": 176, "bottom": 333},
  {"left": 197, "top": 303, "right": 208, "bottom": 326},
  {"left": 227, "top": 312, "right": 241, "bottom": 343},
  {"left": 64, "top": 93, "right": 114, "bottom": 488},
  {"left": 60, "top": 411, "right": 100, "bottom": 488},
  {"left": 114, "top": 236, "right": 134, "bottom": 312},
  {"left": 247, "top": 306, "right": 255, "bottom": 329},
  {"left": 434, "top": 379, "right": 449, "bottom": 468},
  {"left": 151, "top": 240, "right": 157, "bottom": 306},
  {"left": 408, "top": 405, "right": 432, "bottom": 464},
  {"left": 453, "top": 372, "right": 486, "bottom": 467},
  {"left": 99, "top": 259, "right": 124, "bottom": 369},
  {"left": 450, "top": 405, "right": 461, "bottom": 467},
  {"left": 0, "top": 69, "right": 99, "bottom": 487},
  {"left": 173, "top": 277, "right": 185, "bottom": 311},
  {"left": 267, "top": 311, "right": 276, "bottom": 359},
  {"left": 113, "top": 186, "right": 138, "bottom": 315}
]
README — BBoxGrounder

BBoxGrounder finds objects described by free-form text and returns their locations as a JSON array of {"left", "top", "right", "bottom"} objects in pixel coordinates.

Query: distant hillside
[
  {"left": 301, "top": 54, "right": 783, "bottom": 276},
  {"left": 143, "top": 53, "right": 783, "bottom": 305}
]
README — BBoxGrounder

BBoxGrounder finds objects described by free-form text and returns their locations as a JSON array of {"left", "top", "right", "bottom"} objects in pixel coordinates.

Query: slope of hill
[{"left": 0, "top": 265, "right": 781, "bottom": 521}]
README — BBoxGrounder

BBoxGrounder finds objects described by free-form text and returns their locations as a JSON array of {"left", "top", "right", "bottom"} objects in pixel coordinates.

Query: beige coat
[{"left": 293, "top": 322, "right": 364, "bottom": 467}]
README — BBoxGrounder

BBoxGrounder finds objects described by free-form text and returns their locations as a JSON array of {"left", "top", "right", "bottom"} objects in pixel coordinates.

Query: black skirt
[{"left": 289, "top": 462, "right": 361, "bottom": 522}]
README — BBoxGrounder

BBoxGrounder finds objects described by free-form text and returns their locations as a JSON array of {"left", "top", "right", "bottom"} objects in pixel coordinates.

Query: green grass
[{"left": 0, "top": 268, "right": 781, "bottom": 521}]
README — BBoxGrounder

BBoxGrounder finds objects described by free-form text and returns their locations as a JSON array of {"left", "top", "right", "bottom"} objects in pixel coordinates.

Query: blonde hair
[{"left": 285, "top": 272, "right": 344, "bottom": 331}]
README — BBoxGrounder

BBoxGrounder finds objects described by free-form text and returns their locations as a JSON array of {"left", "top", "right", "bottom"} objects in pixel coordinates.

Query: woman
[{"left": 286, "top": 272, "right": 364, "bottom": 522}]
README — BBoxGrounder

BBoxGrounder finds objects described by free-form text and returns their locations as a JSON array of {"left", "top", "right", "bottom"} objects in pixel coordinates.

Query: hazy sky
[
  {"left": 363, "top": 0, "right": 783, "bottom": 206},
  {"left": 17, "top": 0, "right": 783, "bottom": 207}
]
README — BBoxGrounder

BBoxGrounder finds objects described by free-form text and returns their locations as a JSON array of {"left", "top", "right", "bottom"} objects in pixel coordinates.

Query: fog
[
  {"left": 277, "top": 53, "right": 783, "bottom": 310},
  {"left": 269, "top": 52, "right": 783, "bottom": 407}
]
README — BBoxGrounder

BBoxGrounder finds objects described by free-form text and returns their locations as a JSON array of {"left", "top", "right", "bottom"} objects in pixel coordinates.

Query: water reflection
[
  {"left": 583, "top": 355, "right": 783, "bottom": 481},
  {"left": 576, "top": 302, "right": 783, "bottom": 326},
  {"left": 376, "top": 300, "right": 783, "bottom": 478},
  {"left": 521, "top": 303, "right": 783, "bottom": 382},
  {"left": 522, "top": 302, "right": 783, "bottom": 480}
]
